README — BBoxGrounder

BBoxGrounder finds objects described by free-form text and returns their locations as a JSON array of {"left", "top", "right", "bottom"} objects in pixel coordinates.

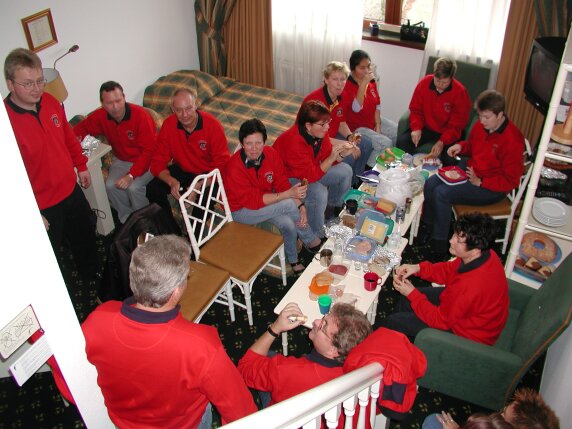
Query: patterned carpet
[{"left": 0, "top": 228, "right": 544, "bottom": 429}]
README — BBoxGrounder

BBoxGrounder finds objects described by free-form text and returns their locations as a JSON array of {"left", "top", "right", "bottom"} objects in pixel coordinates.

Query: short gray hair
[
  {"left": 4, "top": 48, "right": 42, "bottom": 81},
  {"left": 129, "top": 235, "right": 191, "bottom": 308},
  {"left": 330, "top": 303, "right": 372, "bottom": 363}
]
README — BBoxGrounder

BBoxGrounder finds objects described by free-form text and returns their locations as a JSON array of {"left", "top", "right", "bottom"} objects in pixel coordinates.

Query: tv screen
[{"left": 524, "top": 37, "right": 566, "bottom": 115}]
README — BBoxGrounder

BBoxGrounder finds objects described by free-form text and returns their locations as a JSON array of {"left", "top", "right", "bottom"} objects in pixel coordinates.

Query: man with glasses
[
  {"left": 3, "top": 48, "right": 97, "bottom": 281},
  {"left": 146, "top": 88, "right": 230, "bottom": 219},
  {"left": 396, "top": 57, "right": 471, "bottom": 166},
  {"left": 74, "top": 81, "right": 158, "bottom": 224},
  {"left": 384, "top": 213, "right": 509, "bottom": 346},
  {"left": 238, "top": 302, "right": 372, "bottom": 406}
]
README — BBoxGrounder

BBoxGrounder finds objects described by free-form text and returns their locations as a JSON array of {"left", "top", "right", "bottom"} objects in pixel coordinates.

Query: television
[{"left": 524, "top": 37, "right": 566, "bottom": 115}]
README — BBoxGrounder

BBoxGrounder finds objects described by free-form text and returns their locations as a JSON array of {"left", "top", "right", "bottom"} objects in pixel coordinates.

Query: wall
[
  {"left": 0, "top": 0, "right": 199, "bottom": 117},
  {"left": 361, "top": 40, "right": 425, "bottom": 123}
]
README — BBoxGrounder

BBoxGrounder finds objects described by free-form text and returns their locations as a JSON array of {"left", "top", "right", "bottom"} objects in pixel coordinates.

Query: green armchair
[
  {"left": 414, "top": 252, "right": 572, "bottom": 411},
  {"left": 397, "top": 56, "right": 491, "bottom": 153}
]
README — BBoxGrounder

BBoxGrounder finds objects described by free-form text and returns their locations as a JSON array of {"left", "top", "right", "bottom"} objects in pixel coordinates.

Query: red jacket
[
  {"left": 343, "top": 76, "right": 380, "bottom": 131},
  {"left": 150, "top": 111, "right": 230, "bottom": 176},
  {"left": 409, "top": 75, "right": 471, "bottom": 145},
  {"left": 273, "top": 124, "right": 333, "bottom": 183},
  {"left": 74, "top": 103, "right": 157, "bottom": 178},
  {"left": 4, "top": 93, "right": 87, "bottom": 210},
  {"left": 343, "top": 327, "right": 427, "bottom": 419},
  {"left": 410, "top": 250, "right": 509, "bottom": 345},
  {"left": 459, "top": 119, "right": 524, "bottom": 193},
  {"left": 302, "top": 86, "right": 346, "bottom": 137},
  {"left": 223, "top": 146, "right": 292, "bottom": 212}
]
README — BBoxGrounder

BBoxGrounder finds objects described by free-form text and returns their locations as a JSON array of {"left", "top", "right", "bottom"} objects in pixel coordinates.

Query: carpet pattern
[{"left": 0, "top": 230, "right": 543, "bottom": 429}]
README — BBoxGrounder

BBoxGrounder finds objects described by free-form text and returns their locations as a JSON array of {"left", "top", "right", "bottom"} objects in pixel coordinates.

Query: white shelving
[{"left": 505, "top": 31, "right": 572, "bottom": 289}]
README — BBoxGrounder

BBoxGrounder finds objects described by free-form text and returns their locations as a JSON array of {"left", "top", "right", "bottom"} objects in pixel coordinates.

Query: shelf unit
[{"left": 505, "top": 31, "right": 572, "bottom": 289}]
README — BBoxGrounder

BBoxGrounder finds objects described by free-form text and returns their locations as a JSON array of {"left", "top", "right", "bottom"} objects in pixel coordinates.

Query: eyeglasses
[
  {"left": 317, "top": 315, "right": 334, "bottom": 341},
  {"left": 12, "top": 78, "right": 47, "bottom": 90},
  {"left": 314, "top": 119, "right": 332, "bottom": 128}
]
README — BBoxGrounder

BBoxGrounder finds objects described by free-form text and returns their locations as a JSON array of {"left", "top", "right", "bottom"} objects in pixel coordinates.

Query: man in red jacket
[
  {"left": 385, "top": 213, "right": 509, "bottom": 346},
  {"left": 146, "top": 88, "right": 230, "bottom": 218},
  {"left": 397, "top": 57, "right": 471, "bottom": 166},
  {"left": 74, "top": 81, "right": 157, "bottom": 224},
  {"left": 4, "top": 48, "right": 97, "bottom": 280}
]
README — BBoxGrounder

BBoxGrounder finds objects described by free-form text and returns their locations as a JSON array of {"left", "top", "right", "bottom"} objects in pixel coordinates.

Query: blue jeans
[
  {"left": 197, "top": 403, "right": 212, "bottom": 429},
  {"left": 106, "top": 157, "right": 153, "bottom": 223},
  {"left": 423, "top": 174, "right": 505, "bottom": 240},
  {"left": 338, "top": 133, "right": 374, "bottom": 180},
  {"left": 355, "top": 117, "right": 398, "bottom": 166},
  {"left": 292, "top": 163, "right": 352, "bottom": 238},
  {"left": 232, "top": 199, "right": 316, "bottom": 263},
  {"left": 422, "top": 413, "right": 444, "bottom": 429}
]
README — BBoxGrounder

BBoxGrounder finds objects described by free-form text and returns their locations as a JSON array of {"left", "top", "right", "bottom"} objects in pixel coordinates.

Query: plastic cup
[
  {"left": 364, "top": 272, "right": 382, "bottom": 291},
  {"left": 318, "top": 294, "right": 332, "bottom": 314}
]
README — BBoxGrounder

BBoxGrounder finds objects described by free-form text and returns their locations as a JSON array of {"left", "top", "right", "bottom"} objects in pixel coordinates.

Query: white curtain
[
  {"left": 423, "top": 0, "right": 511, "bottom": 87},
  {"left": 271, "top": 0, "right": 363, "bottom": 95}
]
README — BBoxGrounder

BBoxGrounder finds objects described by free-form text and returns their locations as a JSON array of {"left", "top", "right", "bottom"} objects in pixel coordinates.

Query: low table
[{"left": 274, "top": 237, "right": 407, "bottom": 356}]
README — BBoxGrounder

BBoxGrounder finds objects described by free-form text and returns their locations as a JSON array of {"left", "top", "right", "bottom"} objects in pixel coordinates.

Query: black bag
[{"left": 400, "top": 20, "right": 429, "bottom": 43}]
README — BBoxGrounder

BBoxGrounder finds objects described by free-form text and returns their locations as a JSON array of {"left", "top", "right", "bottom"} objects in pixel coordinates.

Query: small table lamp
[
  {"left": 42, "top": 44, "right": 79, "bottom": 104},
  {"left": 552, "top": 107, "right": 572, "bottom": 146}
]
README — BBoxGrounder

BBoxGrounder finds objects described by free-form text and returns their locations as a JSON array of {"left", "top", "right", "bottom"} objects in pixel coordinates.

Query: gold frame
[{"left": 21, "top": 9, "right": 58, "bottom": 52}]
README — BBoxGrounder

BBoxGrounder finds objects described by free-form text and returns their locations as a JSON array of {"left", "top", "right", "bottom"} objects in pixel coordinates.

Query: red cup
[{"left": 363, "top": 272, "right": 381, "bottom": 291}]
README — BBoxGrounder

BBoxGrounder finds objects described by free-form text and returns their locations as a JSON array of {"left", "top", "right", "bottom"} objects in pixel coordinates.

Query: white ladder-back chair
[
  {"left": 220, "top": 363, "right": 387, "bottom": 429},
  {"left": 453, "top": 139, "right": 534, "bottom": 254},
  {"left": 179, "top": 168, "right": 287, "bottom": 325}
]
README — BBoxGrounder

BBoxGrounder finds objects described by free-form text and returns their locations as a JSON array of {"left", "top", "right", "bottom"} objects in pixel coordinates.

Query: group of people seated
[{"left": 5, "top": 44, "right": 558, "bottom": 429}]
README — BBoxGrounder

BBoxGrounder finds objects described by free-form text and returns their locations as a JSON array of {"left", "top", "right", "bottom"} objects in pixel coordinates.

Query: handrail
[{"left": 221, "top": 362, "right": 385, "bottom": 429}]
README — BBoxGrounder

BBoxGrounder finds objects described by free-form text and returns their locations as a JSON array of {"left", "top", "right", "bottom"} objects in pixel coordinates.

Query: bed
[{"left": 142, "top": 69, "right": 303, "bottom": 151}]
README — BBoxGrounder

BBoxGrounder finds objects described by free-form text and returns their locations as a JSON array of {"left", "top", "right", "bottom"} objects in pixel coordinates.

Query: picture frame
[{"left": 21, "top": 9, "right": 58, "bottom": 52}]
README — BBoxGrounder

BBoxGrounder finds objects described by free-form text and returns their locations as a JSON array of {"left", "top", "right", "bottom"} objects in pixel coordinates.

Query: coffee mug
[
  {"left": 314, "top": 248, "right": 333, "bottom": 267},
  {"left": 345, "top": 199, "right": 358, "bottom": 215},
  {"left": 363, "top": 271, "right": 382, "bottom": 291}
]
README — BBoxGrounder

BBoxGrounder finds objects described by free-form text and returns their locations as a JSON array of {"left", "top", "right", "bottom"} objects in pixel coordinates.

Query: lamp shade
[{"left": 43, "top": 68, "right": 68, "bottom": 103}]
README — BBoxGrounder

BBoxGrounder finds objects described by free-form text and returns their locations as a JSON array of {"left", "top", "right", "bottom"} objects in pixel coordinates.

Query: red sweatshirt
[
  {"left": 409, "top": 250, "right": 509, "bottom": 345},
  {"left": 150, "top": 111, "right": 230, "bottom": 176},
  {"left": 4, "top": 93, "right": 87, "bottom": 210},
  {"left": 223, "top": 146, "right": 292, "bottom": 212},
  {"left": 273, "top": 125, "right": 333, "bottom": 183},
  {"left": 303, "top": 86, "right": 346, "bottom": 137},
  {"left": 74, "top": 103, "right": 157, "bottom": 178},
  {"left": 459, "top": 119, "right": 524, "bottom": 193},
  {"left": 343, "top": 76, "right": 380, "bottom": 131},
  {"left": 409, "top": 75, "right": 471, "bottom": 145}
]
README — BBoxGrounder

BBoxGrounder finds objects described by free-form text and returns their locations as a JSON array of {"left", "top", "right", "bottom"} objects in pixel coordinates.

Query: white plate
[{"left": 533, "top": 198, "right": 570, "bottom": 222}]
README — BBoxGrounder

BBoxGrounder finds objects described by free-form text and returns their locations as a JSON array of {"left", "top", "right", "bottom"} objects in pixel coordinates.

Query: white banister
[{"left": 221, "top": 363, "right": 386, "bottom": 429}]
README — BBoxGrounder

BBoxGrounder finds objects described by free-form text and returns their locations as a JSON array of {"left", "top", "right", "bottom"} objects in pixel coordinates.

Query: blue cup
[{"left": 318, "top": 294, "right": 332, "bottom": 315}]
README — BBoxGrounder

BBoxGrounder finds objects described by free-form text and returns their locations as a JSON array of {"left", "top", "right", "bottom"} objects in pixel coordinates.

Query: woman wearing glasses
[{"left": 273, "top": 100, "right": 353, "bottom": 249}]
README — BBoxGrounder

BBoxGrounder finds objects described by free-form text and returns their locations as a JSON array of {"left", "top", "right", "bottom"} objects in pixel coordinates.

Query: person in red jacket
[
  {"left": 74, "top": 81, "right": 157, "bottom": 223},
  {"left": 223, "top": 119, "right": 321, "bottom": 274},
  {"left": 385, "top": 213, "right": 509, "bottom": 346},
  {"left": 146, "top": 88, "right": 230, "bottom": 218},
  {"left": 397, "top": 57, "right": 471, "bottom": 166},
  {"left": 238, "top": 302, "right": 372, "bottom": 407},
  {"left": 343, "top": 49, "right": 397, "bottom": 166},
  {"left": 302, "top": 61, "right": 373, "bottom": 183},
  {"left": 4, "top": 48, "right": 96, "bottom": 280},
  {"left": 273, "top": 100, "right": 353, "bottom": 239},
  {"left": 423, "top": 90, "right": 525, "bottom": 256}
]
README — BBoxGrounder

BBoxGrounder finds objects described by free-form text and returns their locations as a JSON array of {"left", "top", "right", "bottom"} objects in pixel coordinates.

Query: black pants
[
  {"left": 146, "top": 164, "right": 199, "bottom": 218},
  {"left": 396, "top": 128, "right": 458, "bottom": 167},
  {"left": 40, "top": 184, "right": 97, "bottom": 279},
  {"left": 383, "top": 286, "right": 445, "bottom": 341}
]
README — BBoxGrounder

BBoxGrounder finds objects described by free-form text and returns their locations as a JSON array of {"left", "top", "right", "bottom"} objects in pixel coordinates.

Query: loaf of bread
[{"left": 376, "top": 198, "right": 396, "bottom": 214}]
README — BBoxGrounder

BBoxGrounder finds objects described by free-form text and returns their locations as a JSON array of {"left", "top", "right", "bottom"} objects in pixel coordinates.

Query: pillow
[{"left": 143, "top": 70, "right": 234, "bottom": 117}]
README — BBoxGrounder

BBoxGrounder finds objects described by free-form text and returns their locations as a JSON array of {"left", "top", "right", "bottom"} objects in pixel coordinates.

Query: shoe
[{"left": 290, "top": 262, "right": 305, "bottom": 275}]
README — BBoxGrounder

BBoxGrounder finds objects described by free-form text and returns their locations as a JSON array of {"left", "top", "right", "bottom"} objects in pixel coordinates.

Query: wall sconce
[{"left": 43, "top": 44, "right": 79, "bottom": 103}]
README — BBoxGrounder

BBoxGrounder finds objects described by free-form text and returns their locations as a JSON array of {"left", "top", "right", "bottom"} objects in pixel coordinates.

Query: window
[{"left": 363, "top": 0, "right": 434, "bottom": 27}]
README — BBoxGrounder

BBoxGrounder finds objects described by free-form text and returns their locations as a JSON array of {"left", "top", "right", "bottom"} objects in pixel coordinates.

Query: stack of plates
[{"left": 532, "top": 197, "right": 571, "bottom": 227}]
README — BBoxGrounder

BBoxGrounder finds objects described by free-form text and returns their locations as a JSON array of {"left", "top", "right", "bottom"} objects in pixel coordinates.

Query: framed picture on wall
[{"left": 21, "top": 9, "right": 58, "bottom": 52}]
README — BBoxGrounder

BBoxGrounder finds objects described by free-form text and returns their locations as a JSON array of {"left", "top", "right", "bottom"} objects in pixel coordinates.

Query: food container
[
  {"left": 328, "top": 263, "right": 350, "bottom": 284},
  {"left": 345, "top": 236, "right": 377, "bottom": 262},
  {"left": 375, "top": 169, "right": 412, "bottom": 208}
]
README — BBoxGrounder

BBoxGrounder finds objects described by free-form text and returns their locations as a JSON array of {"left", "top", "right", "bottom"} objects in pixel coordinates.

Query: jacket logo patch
[
  {"left": 443, "top": 102, "right": 452, "bottom": 113},
  {"left": 335, "top": 107, "right": 343, "bottom": 117},
  {"left": 127, "top": 130, "right": 134, "bottom": 140},
  {"left": 199, "top": 140, "right": 207, "bottom": 150},
  {"left": 265, "top": 172, "right": 274, "bottom": 183},
  {"left": 51, "top": 114, "right": 61, "bottom": 127}
]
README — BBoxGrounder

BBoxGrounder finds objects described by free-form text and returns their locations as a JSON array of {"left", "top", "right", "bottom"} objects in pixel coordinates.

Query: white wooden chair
[
  {"left": 453, "top": 139, "right": 533, "bottom": 254},
  {"left": 179, "top": 168, "right": 287, "bottom": 325}
]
